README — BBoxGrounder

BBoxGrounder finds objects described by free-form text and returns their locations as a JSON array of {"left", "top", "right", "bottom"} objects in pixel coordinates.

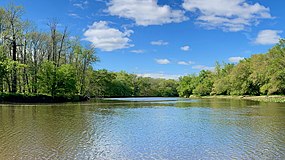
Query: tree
[
  {"left": 212, "top": 62, "right": 234, "bottom": 95},
  {"left": 248, "top": 54, "right": 270, "bottom": 95},
  {"left": 177, "top": 75, "right": 197, "bottom": 97},
  {"left": 79, "top": 46, "right": 98, "bottom": 95},
  {"left": 157, "top": 79, "right": 178, "bottom": 97},
  {"left": 193, "top": 70, "right": 213, "bottom": 96},
  {"left": 0, "top": 46, "right": 8, "bottom": 92},
  {"left": 228, "top": 60, "right": 256, "bottom": 95},
  {"left": 37, "top": 61, "right": 55, "bottom": 94},
  {"left": 265, "top": 39, "right": 285, "bottom": 94},
  {"left": 4, "top": 4, "right": 25, "bottom": 93},
  {"left": 56, "top": 64, "right": 77, "bottom": 95},
  {"left": 137, "top": 77, "right": 156, "bottom": 96},
  {"left": 89, "top": 69, "right": 115, "bottom": 97}
]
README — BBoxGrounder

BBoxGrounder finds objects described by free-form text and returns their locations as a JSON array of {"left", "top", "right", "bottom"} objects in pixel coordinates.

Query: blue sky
[{"left": 0, "top": 0, "right": 284, "bottom": 79}]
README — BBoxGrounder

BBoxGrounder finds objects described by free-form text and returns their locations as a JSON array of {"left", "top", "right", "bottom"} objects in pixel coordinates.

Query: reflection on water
[
  {"left": 0, "top": 98, "right": 285, "bottom": 159},
  {"left": 105, "top": 97, "right": 181, "bottom": 101}
]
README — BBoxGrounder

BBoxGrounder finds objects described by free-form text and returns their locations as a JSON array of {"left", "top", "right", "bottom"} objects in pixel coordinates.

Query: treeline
[
  {"left": 0, "top": 4, "right": 178, "bottom": 100},
  {"left": 91, "top": 70, "right": 178, "bottom": 97},
  {"left": 177, "top": 39, "right": 285, "bottom": 97}
]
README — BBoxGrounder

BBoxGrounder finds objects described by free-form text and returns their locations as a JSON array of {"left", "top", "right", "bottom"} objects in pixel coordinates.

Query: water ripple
[{"left": 0, "top": 98, "right": 285, "bottom": 159}]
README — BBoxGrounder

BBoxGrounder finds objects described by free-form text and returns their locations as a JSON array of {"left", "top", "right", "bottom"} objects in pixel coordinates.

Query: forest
[
  {"left": 0, "top": 4, "right": 178, "bottom": 102},
  {"left": 177, "top": 39, "right": 285, "bottom": 97},
  {"left": 0, "top": 4, "right": 284, "bottom": 102}
]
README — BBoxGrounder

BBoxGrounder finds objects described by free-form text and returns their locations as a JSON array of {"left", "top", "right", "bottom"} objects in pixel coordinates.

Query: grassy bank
[
  {"left": 0, "top": 93, "right": 89, "bottom": 103},
  {"left": 190, "top": 95, "right": 285, "bottom": 103}
]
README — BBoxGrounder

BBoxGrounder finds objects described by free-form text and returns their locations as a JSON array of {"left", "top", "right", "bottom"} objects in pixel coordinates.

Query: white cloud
[
  {"left": 182, "top": 0, "right": 272, "bottom": 32},
  {"left": 68, "top": 13, "right": 82, "bottom": 19},
  {"left": 151, "top": 40, "right": 169, "bottom": 46},
  {"left": 130, "top": 50, "right": 144, "bottom": 53},
  {"left": 137, "top": 73, "right": 181, "bottom": 80},
  {"left": 107, "top": 0, "right": 188, "bottom": 26},
  {"left": 228, "top": 56, "right": 244, "bottom": 63},
  {"left": 73, "top": 1, "right": 88, "bottom": 9},
  {"left": 181, "top": 45, "right": 190, "bottom": 51},
  {"left": 73, "top": 3, "right": 84, "bottom": 9},
  {"left": 254, "top": 30, "right": 282, "bottom": 45},
  {"left": 83, "top": 21, "right": 134, "bottom": 51},
  {"left": 178, "top": 61, "right": 188, "bottom": 65},
  {"left": 178, "top": 61, "right": 195, "bottom": 65},
  {"left": 155, "top": 59, "right": 170, "bottom": 64},
  {"left": 192, "top": 65, "right": 214, "bottom": 71}
]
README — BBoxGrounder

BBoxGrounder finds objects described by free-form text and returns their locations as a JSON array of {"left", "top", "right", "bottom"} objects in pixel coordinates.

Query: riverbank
[
  {"left": 0, "top": 93, "right": 89, "bottom": 103},
  {"left": 190, "top": 95, "right": 285, "bottom": 103}
]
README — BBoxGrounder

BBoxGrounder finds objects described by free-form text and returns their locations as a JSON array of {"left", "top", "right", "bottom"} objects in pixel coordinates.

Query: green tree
[
  {"left": 228, "top": 59, "right": 259, "bottom": 95},
  {"left": 0, "top": 46, "right": 9, "bottom": 92},
  {"left": 265, "top": 39, "right": 285, "bottom": 94},
  {"left": 193, "top": 70, "right": 213, "bottom": 96},
  {"left": 56, "top": 64, "right": 77, "bottom": 95},
  {"left": 37, "top": 61, "right": 55, "bottom": 94},
  {"left": 4, "top": 4, "right": 25, "bottom": 93},
  {"left": 89, "top": 69, "right": 115, "bottom": 97},
  {"left": 136, "top": 77, "right": 153, "bottom": 96},
  {"left": 212, "top": 62, "right": 234, "bottom": 95},
  {"left": 157, "top": 79, "right": 178, "bottom": 97},
  {"left": 177, "top": 75, "right": 197, "bottom": 97}
]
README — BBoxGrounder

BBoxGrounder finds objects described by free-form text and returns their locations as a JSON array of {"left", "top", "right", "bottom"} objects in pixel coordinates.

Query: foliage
[
  {"left": 56, "top": 64, "right": 77, "bottom": 95},
  {"left": 37, "top": 61, "right": 55, "bottom": 94},
  {"left": 0, "top": 4, "right": 101, "bottom": 98},
  {"left": 193, "top": 70, "right": 213, "bottom": 96},
  {"left": 89, "top": 70, "right": 179, "bottom": 98},
  {"left": 177, "top": 39, "right": 285, "bottom": 97},
  {"left": 176, "top": 75, "right": 197, "bottom": 97}
]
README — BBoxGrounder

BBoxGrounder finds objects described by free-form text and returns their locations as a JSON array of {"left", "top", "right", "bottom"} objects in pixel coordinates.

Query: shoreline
[
  {"left": 0, "top": 93, "right": 89, "bottom": 103},
  {"left": 1, "top": 94, "right": 285, "bottom": 104},
  {"left": 190, "top": 95, "right": 285, "bottom": 103}
]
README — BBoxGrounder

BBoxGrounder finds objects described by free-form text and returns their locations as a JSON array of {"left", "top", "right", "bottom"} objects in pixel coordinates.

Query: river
[{"left": 0, "top": 98, "right": 284, "bottom": 159}]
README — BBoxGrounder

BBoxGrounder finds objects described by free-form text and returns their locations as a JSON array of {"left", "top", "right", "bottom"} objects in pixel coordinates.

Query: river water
[{"left": 0, "top": 98, "right": 284, "bottom": 159}]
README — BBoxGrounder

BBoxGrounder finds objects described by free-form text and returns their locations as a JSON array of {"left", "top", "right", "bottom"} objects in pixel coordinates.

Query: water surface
[{"left": 0, "top": 98, "right": 285, "bottom": 159}]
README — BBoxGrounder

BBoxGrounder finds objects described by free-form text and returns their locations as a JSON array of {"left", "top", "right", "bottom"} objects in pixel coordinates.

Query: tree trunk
[
  {"left": 0, "top": 78, "right": 3, "bottom": 92},
  {"left": 33, "top": 47, "right": 38, "bottom": 93},
  {"left": 57, "top": 27, "right": 67, "bottom": 67},
  {"left": 22, "top": 39, "right": 27, "bottom": 93},
  {"left": 50, "top": 22, "right": 57, "bottom": 97},
  {"left": 80, "top": 58, "right": 87, "bottom": 94},
  {"left": 11, "top": 35, "right": 17, "bottom": 93}
]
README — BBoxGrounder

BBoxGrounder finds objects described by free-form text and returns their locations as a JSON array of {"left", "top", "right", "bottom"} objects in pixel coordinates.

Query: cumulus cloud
[
  {"left": 228, "top": 56, "right": 244, "bottom": 63},
  {"left": 83, "top": 21, "right": 134, "bottom": 51},
  {"left": 137, "top": 73, "right": 181, "bottom": 80},
  {"left": 178, "top": 61, "right": 195, "bottom": 65},
  {"left": 182, "top": 0, "right": 272, "bottom": 32},
  {"left": 151, "top": 40, "right": 169, "bottom": 46},
  {"left": 155, "top": 59, "right": 170, "bottom": 64},
  {"left": 107, "top": 0, "right": 188, "bottom": 26},
  {"left": 254, "top": 30, "right": 282, "bottom": 45},
  {"left": 181, "top": 45, "right": 190, "bottom": 51},
  {"left": 192, "top": 65, "right": 214, "bottom": 71}
]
